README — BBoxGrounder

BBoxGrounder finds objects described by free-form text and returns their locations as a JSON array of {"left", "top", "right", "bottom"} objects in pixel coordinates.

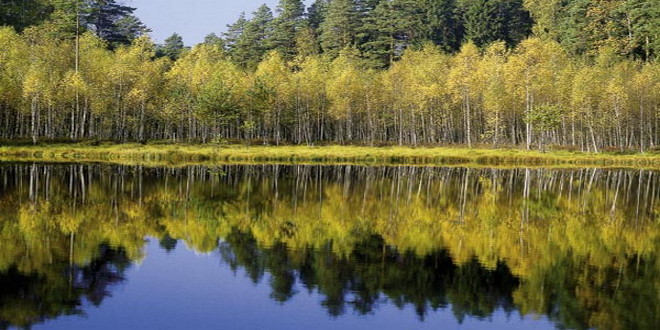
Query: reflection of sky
[
  {"left": 35, "top": 239, "right": 556, "bottom": 330},
  {"left": 129, "top": 0, "right": 289, "bottom": 45}
]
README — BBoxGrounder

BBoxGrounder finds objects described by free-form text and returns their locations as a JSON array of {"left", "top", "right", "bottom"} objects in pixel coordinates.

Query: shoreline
[{"left": 1, "top": 143, "right": 660, "bottom": 169}]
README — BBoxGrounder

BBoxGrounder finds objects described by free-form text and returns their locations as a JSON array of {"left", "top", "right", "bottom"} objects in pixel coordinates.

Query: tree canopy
[{"left": 0, "top": 0, "right": 658, "bottom": 150}]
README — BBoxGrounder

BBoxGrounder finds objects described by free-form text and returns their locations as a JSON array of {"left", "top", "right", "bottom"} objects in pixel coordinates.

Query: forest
[{"left": 0, "top": 0, "right": 659, "bottom": 151}]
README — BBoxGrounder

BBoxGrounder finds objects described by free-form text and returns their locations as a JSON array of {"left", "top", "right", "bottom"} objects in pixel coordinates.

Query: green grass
[{"left": 1, "top": 143, "right": 660, "bottom": 169}]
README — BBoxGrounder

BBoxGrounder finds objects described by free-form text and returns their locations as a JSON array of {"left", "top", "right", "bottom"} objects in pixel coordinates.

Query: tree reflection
[
  {"left": 0, "top": 245, "right": 129, "bottom": 329},
  {"left": 0, "top": 163, "right": 658, "bottom": 329},
  {"left": 220, "top": 231, "right": 519, "bottom": 321}
]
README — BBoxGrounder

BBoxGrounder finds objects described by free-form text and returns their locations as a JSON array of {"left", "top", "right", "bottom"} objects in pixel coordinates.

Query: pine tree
[
  {"left": 159, "top": 33, "right": 185, "bottom": 61},
  {"left": 624, "top": 0, "right": 660, "bottom": 61},
  {"left": 360, "top": 0, "right": 426, "bottom": 69},
  {"left": 307, "top": 0, "right": 330, "bottom": 30},
  {"left": 271, "top": 0, "right": 305, "bottom": 60},
  {"left": 236, "top": 5, "right": 274, "bottom": 68},
  {"left": 320, "top": 0, "right": 360, "bottom": 59},
  {"left": 223, "top": 12, "right": 247, "bottom": 54},
  {"left": 359, "top": 1, "right": 396, "bottom": 68},
  {"left": 0, "top": 0, "right": 52, "bottom": 31},
  {"left": 203, "top": 33, "right": 224, "bottom": 50},
  {"left": 554, "top": 0, "right": 590, "bottom": 55},
  {"left": 112, "top": 14, "right": 150, "bottom": 45},
  {"left": 496, "top": 0, "right": 533, "bottom": 47},
  {"left": 459, "top": 0, "right": 532, "bottom": 48},
  {"left": 459, "top": 0, "right": 499, "bottom": 47},
  {"left": 423, "top": 0, "right": 462, "bottom": 52},
  {"left": 83, "top": 0, "right": 149, "bottom": 46}
]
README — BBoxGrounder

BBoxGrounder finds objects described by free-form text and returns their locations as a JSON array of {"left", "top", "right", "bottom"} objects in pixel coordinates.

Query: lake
[{"left": 0, "top": 163, "right": 658, "bottom": 329}]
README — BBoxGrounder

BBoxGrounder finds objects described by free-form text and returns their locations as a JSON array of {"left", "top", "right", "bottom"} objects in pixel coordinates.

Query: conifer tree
[
  {"left": 159, "top": 33, "right": 185, "bottom": 61},
  {"left": 83, "top": 0, "right": 149, "bottom": 46},
  {"left": 223, "top": 12, "right": 247, "bottom": 55},
  {"left": 237, "top": 5, "right": 274, "bottom": 68},
  {"left": 360, "top": 0, "right": 427, "bottom": 68},
  {"left": 271, "top": 0, "right": 305, "bottom": 60},
  {"left": 458, "top": 0, "right": 499, "bottom": 47},
  {"left": 0, "top": 0, "right": 52, "bottom": 31},
  {"left": 307, "top": 0, "right": 330, "bottom": 30},
  {"left": 320, "top": 0, "right": 360, "bottom": 59},
  {"left": 203, "top": 33, "right": 224, "bottom": 50},
  {"left": 623, "top": 0, "right": 659, "bottom": 60},
  {"left": 459, "top": 0, "right": 532, "bottom": 48},
  {"left": 423, "top": 0, "right": 462, "bottom": 52}
]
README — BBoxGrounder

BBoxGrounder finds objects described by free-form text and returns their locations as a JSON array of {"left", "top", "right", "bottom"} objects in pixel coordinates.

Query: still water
[{"left": 0, "top": 163, "right": 658, "bottom": 329}]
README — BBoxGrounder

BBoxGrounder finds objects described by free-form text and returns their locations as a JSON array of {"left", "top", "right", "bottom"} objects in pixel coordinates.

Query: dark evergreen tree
[
  {"left": 458, "top": 0, "right": 499, "bottom": 47},
  {"left": 158, "top": 33, "right": 185, "bottom": 60},
  {"left": 222, "top": 6, "right": 276, "bottom": 68},
  {"left": 306, "top": 0, "right": 330, "bottom": 30},
  {"left": 82, "top": 0, "right": 149, "bottom": 46},
  {"left": 359, "top": 1, "right": 397, "bottom": 68},
  {"left": 423, "top": 0, "right": 462, "bottom": 52},
  {"left": 625, "top": 0, "right": 660, "bottom": 60},
  {"left": 232, "top": 5, "right": 275, "bottom": 68},
  {"left": 458, "top": 0, "right": 531, "bottom": 48},
  {"left": 354, "top": 0, "right": 384, "bottom": 54},
  {"left": 112, "top": 14, "right": 150, "bottom": 44},
  {"left": 270, "top": 0, "right": 305, "bottom": 60},
  {"left": 223, "top": 12, "right": 247, "bottom": 55},
  {"left": 555, "top": 0, "right": 591, "bottom": 56},
  {"left": 495, "top": 0, "right": 532, "bottom": 47},
  {"left": 355, "top": 0, "right": 383, "bottom": 18},
  {"left": 203, "top": 33, "right": 222, "bottom": 46},
  {"left": 203, "top": 33, "right": 225, "bottom": 50},
  {"left": 360, "top": 0, "right": 427, "bottom": 68},
  {"left": 0, "top": 0, "right": 53, "bottom": 31},
  {"left": 319, "top": 0, "right": 360, "bottom": 59}
]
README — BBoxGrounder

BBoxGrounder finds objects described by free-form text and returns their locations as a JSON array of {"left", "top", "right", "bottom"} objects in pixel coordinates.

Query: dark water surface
[{"left": 0, "top": 163, "right": 658, "bottom": 330}]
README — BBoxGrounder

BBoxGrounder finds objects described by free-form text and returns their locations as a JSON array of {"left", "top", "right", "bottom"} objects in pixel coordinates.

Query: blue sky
[{"left": 130, "top": 0, "right": 284, "bottom": 45}]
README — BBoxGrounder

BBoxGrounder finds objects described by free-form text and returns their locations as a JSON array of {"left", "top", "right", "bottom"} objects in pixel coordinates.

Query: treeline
[
  {"left": 0, "top": 1, "right": 659, "bottom": 151},
  {"left": 0, "top": 0, "right": 148, "bottom": 45},
  {"left": 222, "top": 0, "right": 657, "bottom": 69},
  {"left": 3, "top": 1, "right": 658, "bottom": 64},
  {"left": 2, "top": 28, "right": 659, "bottom": 151}
]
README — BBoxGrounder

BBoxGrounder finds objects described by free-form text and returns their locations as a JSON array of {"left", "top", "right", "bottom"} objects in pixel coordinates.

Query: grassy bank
[{"left": 1, "top": 143, "right": 660, "bottom": 168}]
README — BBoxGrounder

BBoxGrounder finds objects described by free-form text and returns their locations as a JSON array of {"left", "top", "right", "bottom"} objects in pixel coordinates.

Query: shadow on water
[{"left": 0, "top": 163, "right": 658, "bottom": 329}]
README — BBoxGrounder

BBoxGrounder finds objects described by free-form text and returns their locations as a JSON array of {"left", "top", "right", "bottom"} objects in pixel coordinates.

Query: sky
[{"left": 129, "top": 0, "right": 284, "bottom": 45}]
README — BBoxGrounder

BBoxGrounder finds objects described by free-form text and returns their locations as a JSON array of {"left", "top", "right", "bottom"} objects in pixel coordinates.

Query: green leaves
[{"left": 525, "top": 104, "right": 562, "bottom": 131}]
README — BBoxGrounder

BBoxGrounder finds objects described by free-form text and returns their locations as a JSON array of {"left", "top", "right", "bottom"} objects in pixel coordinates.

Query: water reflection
[
  {"left": 0, "top": 163, "right": 658, "bottom": 329},
  {"left": 0, "top": 245, "right": 129, "bottom": 329},
  {"left": 219, "top": 231, "right": 520, "bottom": 321}
]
